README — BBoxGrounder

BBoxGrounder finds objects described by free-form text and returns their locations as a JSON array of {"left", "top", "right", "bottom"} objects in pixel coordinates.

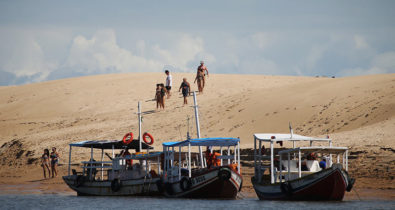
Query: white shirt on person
[{"left": 166, "top": 74, "right": 172, "bottom": 87}]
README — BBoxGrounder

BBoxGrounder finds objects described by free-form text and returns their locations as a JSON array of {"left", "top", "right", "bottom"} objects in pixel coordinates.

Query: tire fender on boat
[
  {"left": 180, "top": 177, "right": 192, "bottom": 191},
  {"left": 280, "top": 182, "right": 293, "bottom": 196},
  {"left": 238, "top": 180, "right": 243, "bottom": 192},
  {"left": 111, "top": 178, "right": 122, "bottom": 192},
  {"left": 218, "top": 168, "right": 232, "bottom": 181},
  {"left": 122, "top": 132, "right": 134, "bottom": 145},
  {"left": 142, "top": 132, "right": 154, "bottom": 145},
  {"left": 165, "top": 182, "right": 174, "bottom": 195},
  {"left": 156, "top": 179, "right": 164, "bottom": 193},
  {"left": 74, "top": 175, "right": 85, "bottom": 187},
  {"left": 346, "top": 178, "right": 355, "bottom": 192}
]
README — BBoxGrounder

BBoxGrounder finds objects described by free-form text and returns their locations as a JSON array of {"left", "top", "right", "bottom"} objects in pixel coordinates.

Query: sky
[{"left": 0, "top": 0, "right": 394, "bottom": 85}]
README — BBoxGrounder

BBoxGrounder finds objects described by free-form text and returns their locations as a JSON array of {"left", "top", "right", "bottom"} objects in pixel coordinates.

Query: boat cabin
[
  {"left": 253, "top": 133, "right": 349, "bottom": 184},
  {"left": 67, "top": 139, "right": 161, "bottom": 181},
  {"left": 162, "top": 137, "right": 241, "bottom": 183}
]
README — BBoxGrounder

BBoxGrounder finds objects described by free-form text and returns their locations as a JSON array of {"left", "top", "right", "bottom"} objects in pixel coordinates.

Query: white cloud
[
  {"left": 65, "top": 29, "right": 162, "bottom": 73},
  {"left": 305, "top": 44, "right": 329, "bottom": 71},
  {"left": 250, "top": 32, "right": 275, "bottom": 50},
  {"left": 0, "top": 32, "right": 56, "bottom": 83},
  {"left": 354, "top": 35, "right": 369, "bottom": 49},
  {"left": 339, "top": 51, "right": 395, "bottom": 76},
  {"left": 65, "top": 30, "right": 214, "bottom": 74}
]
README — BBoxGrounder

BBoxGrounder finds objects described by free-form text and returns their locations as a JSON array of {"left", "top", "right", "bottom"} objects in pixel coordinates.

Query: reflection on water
[{"left": 0, "top": 194, "right": 394, "bottom": 210}]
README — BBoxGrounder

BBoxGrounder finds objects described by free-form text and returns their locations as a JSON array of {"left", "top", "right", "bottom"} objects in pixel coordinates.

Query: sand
[{"left": 0, "top": 73, "right": 394, "bottom": 198}]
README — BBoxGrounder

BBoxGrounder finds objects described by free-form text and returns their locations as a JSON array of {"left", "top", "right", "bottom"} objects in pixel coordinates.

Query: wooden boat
[
  {"left": 157, "top": 92, "right": 242, "bottom": 199},
  {"left": 62, "top": 140, "right": 162, "bottom": 196},
  {"left": 159, "top": 137, "right": 243, "bottom": 199},
  {"left": 251, "top": 130, "right": 355, "bottom": 201},
  {"left": 62, "top": 102, "right": 163, "bottom": 196}
]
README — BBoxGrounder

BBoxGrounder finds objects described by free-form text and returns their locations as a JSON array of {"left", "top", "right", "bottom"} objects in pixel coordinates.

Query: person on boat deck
[
  {"left": 307, "top": 152, "right": 317, "bottom": 160},
  {"left": 205, "top": 147, "right": 220, "bottom": 168},
  {"left": 50, "top": 147, "right": 60, "bottom": 178},
  {"left": 179, "top": 78, "right": 191, "bottom": 105},
  {"left": 301, "top": 161, "right": 309, "bottom": 171},
  {"left": 41, "top": 149, "right": 51, "bottom": 179},
  {"left": 319, "top": 159, "right": 326, "bottom": 169},
  {"left": 165, "top": 70, "right": 172, "bottom": 99},
  {"left": 121, "top": 148, "right": 133, "bottom": 168}
]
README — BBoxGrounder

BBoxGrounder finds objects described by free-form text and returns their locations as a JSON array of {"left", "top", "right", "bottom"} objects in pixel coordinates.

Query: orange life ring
[
  {"left": 122, "top": 132, "right": 133, "bottom": 145},
  {"left": 142, "top": 132, "right": 154, "bottom": 145}
]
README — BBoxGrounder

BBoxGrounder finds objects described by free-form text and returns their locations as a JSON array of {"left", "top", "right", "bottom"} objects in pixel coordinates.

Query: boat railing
[
  {"left": 275, "top": 146, "right": 348, "bottom": 183},
  {"left": 253, "top": 133, "right": 349, "bottom": 184},
  {"left": 73, "top": 153, "right": 162, "bottom": 181},
  {"left": 163, "top": 139, "right": 241, "bottom": 183}
]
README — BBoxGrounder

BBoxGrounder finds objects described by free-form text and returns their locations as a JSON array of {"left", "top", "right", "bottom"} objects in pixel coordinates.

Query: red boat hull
[{"left": 252, "top": 165, "right": 352, "bottom": 201}]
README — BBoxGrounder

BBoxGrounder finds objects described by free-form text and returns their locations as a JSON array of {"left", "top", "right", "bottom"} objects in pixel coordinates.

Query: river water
[{"left": 0, "top": 194, "right": 394, "bottom": 210}]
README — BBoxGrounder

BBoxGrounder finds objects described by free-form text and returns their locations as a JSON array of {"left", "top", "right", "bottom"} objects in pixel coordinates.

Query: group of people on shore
[
  {"left": 41, "top": 147, "right": 60, "bottom": 179},
  {"left": 155, "top": 61, "right": 209, "bottom": 109}
]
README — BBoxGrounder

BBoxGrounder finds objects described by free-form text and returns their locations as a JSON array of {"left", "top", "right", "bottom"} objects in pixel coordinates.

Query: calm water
[{"left": 0, "top": 194, "right": 394, "bottom": 210}]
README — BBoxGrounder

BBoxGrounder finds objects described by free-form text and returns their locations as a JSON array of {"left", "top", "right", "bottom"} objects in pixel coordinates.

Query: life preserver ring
[
  {"left": 280, "top": 182, "right": 293, "bottom": 196},
  {"left": 142, "top": 132, "right": 154, "bottom": 145},
  {"left": 74, "top": 175, "right": 84, "bottom": 187},
  {"left": 218, "top": 168, "right": 232, "bottom": 181},
  {"left": 111, "top": 178, "right": 122, "bottom": 192},
  {"left": 122, "top": 132, "right": 133, "bottom": 145},
  {"left": 180, "top": 177, "right": 192, "bottom": 191}
]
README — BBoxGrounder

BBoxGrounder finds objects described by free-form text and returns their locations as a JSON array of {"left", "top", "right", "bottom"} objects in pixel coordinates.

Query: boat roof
[
  {"left": 69, "top": 140, "right": 153, "bottom": 150},
  {"left": 254, "top": 133, "right": 331, "bottom": 142},
  {"left": 120, "top": 152, "right": 162, "bottom": 159},
  {"left": 163, "top": 137, "right": 239, "bottom": 147},
  {"left": 278, "top": 146, "right": 348, "bottom": 155}
]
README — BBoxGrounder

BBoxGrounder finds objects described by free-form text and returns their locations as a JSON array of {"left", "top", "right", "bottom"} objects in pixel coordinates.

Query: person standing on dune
[
  {"left": 179, "top": 78, "right": 191, "bottom": 105},
  {"left": 195, "top": 61, "right": 209, "bottom": 93},
  {"left": 165, "top": 70, "right": 172, "bottom": 99}
]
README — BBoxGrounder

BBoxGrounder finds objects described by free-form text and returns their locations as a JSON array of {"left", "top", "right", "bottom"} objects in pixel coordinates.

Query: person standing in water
[
  {"left": 165, "top": 70, "right": 172, "bottom": 99},
  {"left": 179, "top": 78, "right": 191, "bottom": 105},
  {"left": 50, "top": 147, "right": 60, "bottom": 178},
  {"left": 41, "top": 149, "right": 51, "bottom": 179}
]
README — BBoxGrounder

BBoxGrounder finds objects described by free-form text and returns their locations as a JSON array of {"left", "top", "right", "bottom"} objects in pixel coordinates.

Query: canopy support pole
[
  {"left": 90, "top": 146, "right": 93, "bottom": 181},
  {"left": 68, "top": 145, "right": 72, "bottom": 176},
  {"left": 179, "top": 146, "right": 181, "bottom": 181},
  {"left": 138, "top": 101, "right": 142, "bottom": 152},
  {"left": 287, "top": 153, "right": 290, "bottom": 181},
  {"left": 298, "top": 149, "right": 301, "bottom": 178},
  {"left": 270, "top": 141, "right": 274, "bottom": 184},
  {"left": 220, "top": 146, "right": 223, "bottom": 166},
  {"left": 188, "top": 143, "right": 191, "bottom": 178},
  {"left": 237, "top": 141, "right": 240, "bottom": 174},
  {"left": 101, "top": 149, "right": 104, "bottom": 180}
]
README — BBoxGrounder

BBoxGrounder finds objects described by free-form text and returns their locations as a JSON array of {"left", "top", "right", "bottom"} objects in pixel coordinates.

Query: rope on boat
[{"left": 353, "top": 188, "right": 362, "bottom": 201}]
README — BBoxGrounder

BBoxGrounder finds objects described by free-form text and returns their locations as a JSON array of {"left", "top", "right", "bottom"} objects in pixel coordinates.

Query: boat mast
[
  {"left": 138, "top": 101, "right": 142, "bottom": 152},
  {"left": 192, "top": 92, "right": 204, "bottom": 167}
]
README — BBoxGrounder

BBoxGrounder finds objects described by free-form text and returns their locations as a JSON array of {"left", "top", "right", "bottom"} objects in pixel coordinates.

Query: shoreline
[{"left": 0, "top": 165, "right": 393, "bottom": 201}]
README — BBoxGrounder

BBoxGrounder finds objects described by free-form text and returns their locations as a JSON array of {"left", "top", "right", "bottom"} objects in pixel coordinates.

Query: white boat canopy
[
  {"left": 163, "top": 137, "right": 240, "bottom": 147},
  {"left": 254, "top": 133, "right": 331, "bottom": 142}
]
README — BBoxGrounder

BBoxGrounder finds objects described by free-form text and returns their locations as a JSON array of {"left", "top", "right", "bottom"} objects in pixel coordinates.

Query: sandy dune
[{"left": 0, "top": 73, "right": 394, "bottom": 192}]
